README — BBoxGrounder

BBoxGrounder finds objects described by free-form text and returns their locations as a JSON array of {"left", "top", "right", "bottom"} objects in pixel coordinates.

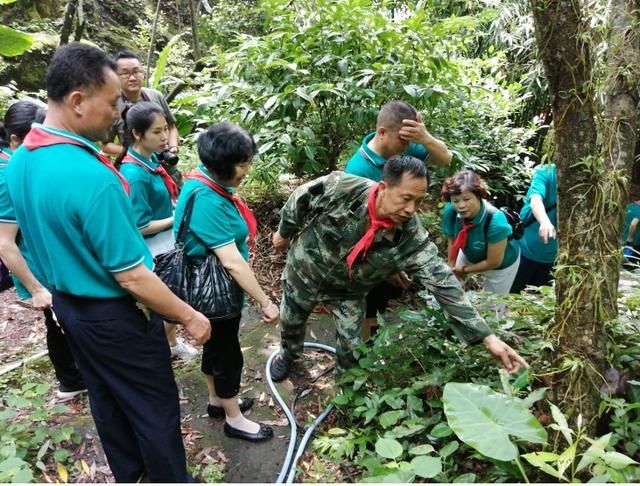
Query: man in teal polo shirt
[
  {"left": 345, "top": 100, "right": 452, "bottom": 180},
  {"left": 510, "top": 164, "right": 557, "bottom": 293},
  {"left": 6, "top": 43, "right": 210, "bottom": 483},
  {"left": 345, "top": 100, "right": 452, "bottom": 338}
]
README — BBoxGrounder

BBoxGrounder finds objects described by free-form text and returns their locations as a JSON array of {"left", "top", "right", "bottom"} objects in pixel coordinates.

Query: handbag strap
[{"left": 175, "top": 188, "right": 203, "bottom": 248}]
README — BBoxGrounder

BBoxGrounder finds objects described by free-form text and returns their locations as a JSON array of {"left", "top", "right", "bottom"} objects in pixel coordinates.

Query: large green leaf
[
  {"left": 443, "top": 382, "right": 547, "bottom": 461},
  {"left": 150, "top": 33, "right": 183, "bottom": 90},
  {"left": 0, "top": 25, "right": 33, "bottom": 57}
]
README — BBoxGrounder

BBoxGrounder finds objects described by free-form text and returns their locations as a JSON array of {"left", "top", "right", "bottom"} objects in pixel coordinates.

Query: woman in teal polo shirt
[
  {"left": 118, "top": 102, "right": 197, "bottom": 361},
  {"left": 174, "top": 122, "right": 279, "bottom": 442},
  {"left": 441, "top": 170, "right": 520, "bottom": 294}
]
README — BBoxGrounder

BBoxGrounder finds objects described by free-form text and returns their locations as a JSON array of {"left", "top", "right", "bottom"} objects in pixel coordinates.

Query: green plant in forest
[
  {"left": 0, "top": 382, "right": 80, "bottom": 483},
  {"left": 176, "top": 0, "right": 533, "bottom": 194},
  {"left": 443, "top": 382, "right": 547, "bottom": 464},
  {"left": 600, "top": 395, "right": 640, "bottom": 458},
  {"left": 0, "top": 0, "right": 34, "bottom": 57},
  {"left": 522, "top": 404, "right": 639, "bottom": 482}
]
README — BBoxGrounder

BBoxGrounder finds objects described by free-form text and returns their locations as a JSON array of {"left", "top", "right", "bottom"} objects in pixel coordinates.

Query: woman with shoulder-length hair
[
  {"left": 440, "top": 170, "right": 520, "bottom": 294},
  {"left": 173, "top": 121, "right": 279, "bottom": 442}
]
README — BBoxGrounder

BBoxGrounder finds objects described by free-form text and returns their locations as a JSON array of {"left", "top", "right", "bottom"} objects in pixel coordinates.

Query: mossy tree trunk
[{"left": 531, "top": 0, "right": 640, "bottom": 437}]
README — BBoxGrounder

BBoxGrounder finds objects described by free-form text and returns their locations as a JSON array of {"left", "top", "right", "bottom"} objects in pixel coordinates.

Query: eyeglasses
[{"left": 117, "top": 70, "right": 144, "bottom": 79}]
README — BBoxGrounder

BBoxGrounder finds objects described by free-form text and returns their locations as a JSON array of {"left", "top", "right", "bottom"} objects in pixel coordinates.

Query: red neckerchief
[
  {"left": 450, "top": 219, "right": 475, "bottom": 262},
  {"left": 23, "top": 126, "right": 129, "bottom": 195},
  {"left": 186, "top": 170, "right": 257, "bottom": 250},
  {"left": 346, "top": 184, "right": 395, "bottom": 279},
  {"left": 121, "top": 151, "right": 179, "bottom": 203}
]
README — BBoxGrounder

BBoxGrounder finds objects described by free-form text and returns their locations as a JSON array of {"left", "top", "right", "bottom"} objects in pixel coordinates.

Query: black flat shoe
[
  {"left": 207, "top": 397, "right": 255, "bottom": 418},
  {"left": 223, "top": 422, "right": 273, "bottom": 442}
]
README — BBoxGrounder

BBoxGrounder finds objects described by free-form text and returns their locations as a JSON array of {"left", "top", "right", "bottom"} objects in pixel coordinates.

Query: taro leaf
[
  {"left": 0, "top": 25, "right": 34, "bottom": 57},
  {"left": 375, "top": 438, "right": 403, "bottom": 459},
  {"left": 443, "top": 382, "right": 547, "bottom": 461},
  {"left": 410, "top": 456, "right": 442, "bottom": 478},
  {"left": 440, "top": 440, "right": 459, "bottom": 457}
]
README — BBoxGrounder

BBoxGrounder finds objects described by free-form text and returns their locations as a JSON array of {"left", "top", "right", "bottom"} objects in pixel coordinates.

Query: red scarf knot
[
  {"left": 186, "top": 171, "right": 257, "bottom": 250},
  {"left": 23, "top": 126, "right": 129, "bottom": 195},
  {"left": 345, "top": 183, "right": 395, "bottom": 279},
  {"left": 121, "top": 152, "right": 179, "bottom": 203},
  {"left": 449, "top": 219, "right": 475, "bottom": 262}
]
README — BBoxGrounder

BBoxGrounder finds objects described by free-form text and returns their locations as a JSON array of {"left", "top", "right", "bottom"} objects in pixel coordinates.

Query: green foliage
[
  {"left": 150, "top": 32, "right": 185, "bottom": 91},
  {"left": 0, "top": 1, "right": 34, "bottom": 58},
  {"left": 310, "top": 284, "right": 639, "bottom": 482},
  {"left": 177, "top": 0, "right": 533, "bottom": 195},
  {"left": 190, "top": 461, "right": 225, "bottom": 483},
  {"left": 198, "top": 0, "right": 266, "bottom": 50},
  {"left": 443, "top": 382, "right": 547, "bottom": 462},
  {"left": 313, "top": 298, "right": 552, "bottom": 482},
  {"left": 522, "top": 405, "right": 639, "bottom": 482},
  {"left": 0, "top": 381, "right": 79, "bottom": 483}
]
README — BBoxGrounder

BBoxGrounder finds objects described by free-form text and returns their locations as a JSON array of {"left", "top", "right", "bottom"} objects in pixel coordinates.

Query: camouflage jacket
[{"left": 278, "top": 171, "right": 492, "bottom": 345}]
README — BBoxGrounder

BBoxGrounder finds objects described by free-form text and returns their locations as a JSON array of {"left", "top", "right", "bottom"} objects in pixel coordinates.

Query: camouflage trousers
[{"left": 279, "top": 277, "right": 366, "bottom": 375}]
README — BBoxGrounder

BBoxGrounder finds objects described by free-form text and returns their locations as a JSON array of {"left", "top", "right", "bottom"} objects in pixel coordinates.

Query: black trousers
[
  {"left": 43, "top": 308, "right": 84, "bottom": 390},
  {"left": 52, "top": 290, "right": 187, "bottom": 483},
  {"left": 510, "top": 254, "right": 554, "bottom": 293},
  {"left": 201, "top": 315, "right": 243, "bottom": 399},
  {"left": 365, "top": 281, "right": 403, "bottom": 319}
]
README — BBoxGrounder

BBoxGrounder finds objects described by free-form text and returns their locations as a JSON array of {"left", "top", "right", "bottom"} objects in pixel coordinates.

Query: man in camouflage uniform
[{"left": 270, "top": 155, "right": 527, "bottom": 381}]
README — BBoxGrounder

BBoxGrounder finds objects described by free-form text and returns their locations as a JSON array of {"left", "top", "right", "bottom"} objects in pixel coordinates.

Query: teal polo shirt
[
  {"left": 442, "top": 200, "right": 519, "bottom": 269},
  {"left": 6, "top": 125, "right": 153, "bottom": 298},
  {"left": 0, "top": 147, "right": 48, "bottom": 299},
  {"left": 344, "top": 132, "right": 429, "bottom": 182},
  {"left": 622, "top": 203, "right": 640, "bottom": 245},
  {"left": 518, "top": 164, "right": 558, "bottom": 264},
  {"left": 173, "top": 165, "right": 249, "bottom": 261},
  {"left": 119, "top": 148, "right": 174, "bottom": 236}
]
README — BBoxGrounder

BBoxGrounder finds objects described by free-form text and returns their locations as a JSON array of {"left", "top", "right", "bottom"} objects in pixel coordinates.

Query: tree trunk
[
  {"left": 60, "top": 0, "right": 78, "bottom": 45},
  {"left": 531, "top": 0, "right": 603, "bottom": 436},
  {"left": 532, "top": 0, "right": 640, "bottom": 439},
  {"left": 189, "top": 0, "right": 201, "bottom": 61}
]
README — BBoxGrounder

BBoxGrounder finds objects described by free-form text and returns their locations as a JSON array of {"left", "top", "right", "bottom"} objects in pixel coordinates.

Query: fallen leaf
[{"left": 57, "top": 463, "right": 68, "bottom": 483}]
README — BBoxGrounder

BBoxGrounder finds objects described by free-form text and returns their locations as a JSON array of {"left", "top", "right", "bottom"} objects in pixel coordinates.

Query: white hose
[{"left": 266, "top": 342, "right": 336, "bottom": 483}]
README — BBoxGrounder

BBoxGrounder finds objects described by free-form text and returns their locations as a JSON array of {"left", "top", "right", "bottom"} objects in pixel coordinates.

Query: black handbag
[{"left": 154, "top": 188, "right": 243, "bottom": 321}]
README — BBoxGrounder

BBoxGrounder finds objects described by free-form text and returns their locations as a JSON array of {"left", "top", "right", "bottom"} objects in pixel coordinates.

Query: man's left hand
[{"left": 483, "top": 334, "right": 528, "bottom": 374}]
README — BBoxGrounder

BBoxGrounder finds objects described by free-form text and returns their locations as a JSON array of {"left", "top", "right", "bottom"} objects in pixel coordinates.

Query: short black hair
[
  {"left": 197, "top": 122, "right": 257, "bottom": 181},
  {"left": 115, "top": 50, "right": 141, "bottom": 62},
  {"left": 382, "top": 155, "right": 428, "bottom": 187},
  {"left": 377, "top": 101, "right": 418, "bottom": 131},
  {"left": 46, "top": 43, "right": 117, "bottom": 102},
  {"left": 115, "top": 102, "right": 166, "bottom": 165},
  {"left": 0, "top": 100, "right": 46, "bottom": 147}
]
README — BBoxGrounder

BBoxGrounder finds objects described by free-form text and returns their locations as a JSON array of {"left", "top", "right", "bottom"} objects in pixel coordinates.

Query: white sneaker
[
  {"left": 56, "top": 387, "right": 87, "bottom": 400},
  {"left": 170, "top": 340, "right": 199, "bottom": 361}
]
